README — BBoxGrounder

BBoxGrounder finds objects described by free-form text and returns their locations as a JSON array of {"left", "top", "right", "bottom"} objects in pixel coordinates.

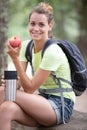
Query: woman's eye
[
  {"left": 39, "top": 23, "right": 44, "bottom": 27},
  {"left": 30, "top": 22, "right": 35, "bottom": 26},
  {"left": 30, "top": 22, "right": 45, "bottom": 27}
]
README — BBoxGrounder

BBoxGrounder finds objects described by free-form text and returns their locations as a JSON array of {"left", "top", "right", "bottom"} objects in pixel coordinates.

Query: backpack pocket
[{"left": 72, "top": 70, "right": 87, "bottom": 96}]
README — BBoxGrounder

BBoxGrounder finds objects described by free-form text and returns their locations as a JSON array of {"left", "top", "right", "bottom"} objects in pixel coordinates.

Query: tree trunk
[
  {"left": 0, "top": 0, "right": 9, "bottom": 84},
  {"left": 76, "top": 0, "right": 87, "bottom": 65}
]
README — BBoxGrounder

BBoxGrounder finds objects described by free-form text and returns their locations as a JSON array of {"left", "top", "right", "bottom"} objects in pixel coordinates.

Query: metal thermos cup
[{"left": 4, "top": 70, "right": 17, "bottom": 101}]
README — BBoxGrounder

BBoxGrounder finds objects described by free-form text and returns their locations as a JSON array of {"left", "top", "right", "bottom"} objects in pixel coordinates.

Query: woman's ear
[{"left": 49, "top": 20, "right": 54, "bottom": 31}]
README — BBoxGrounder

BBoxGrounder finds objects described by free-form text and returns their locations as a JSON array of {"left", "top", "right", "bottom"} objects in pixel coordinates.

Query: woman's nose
[{"left": 34, "top": 25, "right": 39, "bottom": 31}]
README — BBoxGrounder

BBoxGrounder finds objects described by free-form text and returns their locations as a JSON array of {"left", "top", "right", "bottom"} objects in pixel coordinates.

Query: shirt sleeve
[
  {"left": 39, "top": 44, "right": 65, "bottom": 71},
  {"left": 19, "top": 40, "right": 30, "bottom": 62}
]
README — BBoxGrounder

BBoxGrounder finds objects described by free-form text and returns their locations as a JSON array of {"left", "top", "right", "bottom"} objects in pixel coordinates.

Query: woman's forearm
[{"left": 12, "top": 57, "right": 34, "bottom": 93}]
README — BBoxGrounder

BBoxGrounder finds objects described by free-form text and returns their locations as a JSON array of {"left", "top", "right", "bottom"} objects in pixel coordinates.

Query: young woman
[{"left": 0, "top": 2, "right": 75, "bottom": 130}]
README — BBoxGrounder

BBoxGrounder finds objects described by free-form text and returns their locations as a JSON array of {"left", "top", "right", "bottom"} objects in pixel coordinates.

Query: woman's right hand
[
  {"left": 0, "top": 75, "right": 6, "bottom": 87},
  {"left": 7, "top": 40, "right": 21, "bottom": 61}
]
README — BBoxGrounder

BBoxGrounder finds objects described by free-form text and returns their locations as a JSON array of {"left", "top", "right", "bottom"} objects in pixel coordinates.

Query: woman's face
[{"left": 29, "top": 12, "right": 53, "bottom": 41}]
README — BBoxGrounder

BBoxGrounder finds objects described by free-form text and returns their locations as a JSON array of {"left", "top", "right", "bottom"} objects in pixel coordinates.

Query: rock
[{"left": 12, "top": 110, "right": 87, "bottom": 130}]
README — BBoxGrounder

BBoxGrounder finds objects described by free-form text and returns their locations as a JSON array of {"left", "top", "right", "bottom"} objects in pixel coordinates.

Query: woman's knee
[{"left": 0, "top": 102, "right": 18, "bottom": 119}]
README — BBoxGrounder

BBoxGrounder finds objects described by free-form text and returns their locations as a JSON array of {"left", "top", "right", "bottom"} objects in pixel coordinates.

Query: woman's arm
[
  {"left": 7, "top": 42, "right": 51, "bottom": 93},
  {"left": 17, "top": 61, "right": 28, "bottom": 90}
]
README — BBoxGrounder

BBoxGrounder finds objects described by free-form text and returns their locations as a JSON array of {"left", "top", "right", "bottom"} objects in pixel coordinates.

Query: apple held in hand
[{"left": 9, "top": 36, "right": 21, "bottom": 48}]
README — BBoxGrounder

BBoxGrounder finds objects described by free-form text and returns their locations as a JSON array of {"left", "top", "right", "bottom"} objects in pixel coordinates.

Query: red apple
[{"left": 9, "top": 36, "right": 21, "bottom": 48}]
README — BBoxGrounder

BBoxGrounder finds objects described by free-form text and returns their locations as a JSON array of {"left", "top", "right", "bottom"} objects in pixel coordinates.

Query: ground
[{"left": 74, "top": 89, "right": 87, "bottom": 113}]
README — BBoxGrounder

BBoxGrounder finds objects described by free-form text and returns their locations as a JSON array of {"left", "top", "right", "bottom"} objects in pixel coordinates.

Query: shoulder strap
[
  {"left": 42, "top": 39, "right": 57, "bottom": 58},
  {"left": 25, "top": 39, "right": 34, "bottom": 75},
  {"left": 40, "top": 39, "right": 73, "bottom": 124},
  {"left": 26, "top": 39, "right": 57, "bottom": 62},
  {"left": 25, "top": 39, "right": 34, "bottom": 63}
]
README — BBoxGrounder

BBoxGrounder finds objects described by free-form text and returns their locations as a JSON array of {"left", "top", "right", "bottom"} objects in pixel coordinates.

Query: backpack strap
[
  {"left": 25, "top": 40, "right": 34, "bottom": 75},
  {"left": 39, "top": 39, "right": 73, "bottom": 124},
  {"left": 25, "top": 39, "right": 34, "bottom": 62},
  {"left": 41, "top": 39, "right": 73, "bottom": 87},
  {"left": 39, "top": 71, "right": 71, "bottom": 124},
  {"left": 42, "top": 39, "right": 58, "bottom": 57}
]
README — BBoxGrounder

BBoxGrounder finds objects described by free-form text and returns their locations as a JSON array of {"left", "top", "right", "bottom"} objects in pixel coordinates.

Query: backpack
[
  {"left": 25, "top": 39, "right": 87, "bottom": 96},
  {"left": 25, "top": 39, "right": 87, "bottom": 124}
]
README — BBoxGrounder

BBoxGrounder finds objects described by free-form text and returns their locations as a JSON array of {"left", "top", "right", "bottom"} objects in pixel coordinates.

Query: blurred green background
[
  {"left": 8, "top": 0, "right": 79, "bottom": 41},
  {"left": 0, "top": 0, "right": 87, "bottom": 83}
]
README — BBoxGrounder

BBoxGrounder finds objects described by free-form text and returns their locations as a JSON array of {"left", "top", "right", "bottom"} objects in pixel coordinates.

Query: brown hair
[
  {"left": 29, "top": 2, "right": 54, "bottom": 24},
  {"left": 29, "top": 2, "right": 54, "bottom": 38}
]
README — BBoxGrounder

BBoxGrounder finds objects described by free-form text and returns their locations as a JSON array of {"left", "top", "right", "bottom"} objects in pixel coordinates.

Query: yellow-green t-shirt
[{"left": 20, "top": 40, "right": 75, "bottom": 103}]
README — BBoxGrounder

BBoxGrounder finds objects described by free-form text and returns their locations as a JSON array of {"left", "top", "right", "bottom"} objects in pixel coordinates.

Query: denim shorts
[{"left": 40, "top": 93, "right": 74, "bottom": 125}]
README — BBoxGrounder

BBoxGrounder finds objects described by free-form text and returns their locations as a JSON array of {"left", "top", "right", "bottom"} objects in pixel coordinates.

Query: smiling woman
[{"left": 0, "top": 2, "right": 75, "bottom": 130}]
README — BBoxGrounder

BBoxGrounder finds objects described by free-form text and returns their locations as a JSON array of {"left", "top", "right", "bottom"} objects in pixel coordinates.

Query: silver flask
[{"left": 4, "top": 70, "right": 17, "bottom": 101}]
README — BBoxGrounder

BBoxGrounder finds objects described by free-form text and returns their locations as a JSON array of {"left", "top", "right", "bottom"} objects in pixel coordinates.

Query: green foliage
[
  {"left": 50, "top": 0, "right": 79, "bottom": 42},
  {"left": 8, "top": 0, "right": 79, "bottom": 42},
  {"left": 8, "top": 0, "right": 38, "bottom": 40}
]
